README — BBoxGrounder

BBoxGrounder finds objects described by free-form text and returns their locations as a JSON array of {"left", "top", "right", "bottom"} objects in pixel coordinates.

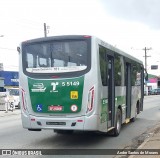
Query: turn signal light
[{"left": 21, "top": 88, "right": 27, "bottom": 111}]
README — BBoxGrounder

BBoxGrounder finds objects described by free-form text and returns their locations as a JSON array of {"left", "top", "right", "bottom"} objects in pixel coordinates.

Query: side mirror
[
  {"left": 145, "top": 73, "right": 148, "bottom": 81},
  {"left": 17, "top": 47, "right": 20, "bottom": 53},
  {"left": 144, "top": 68, "right": 148, "bottom": 81}
]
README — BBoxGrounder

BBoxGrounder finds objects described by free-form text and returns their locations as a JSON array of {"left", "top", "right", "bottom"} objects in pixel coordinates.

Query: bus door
[
  {"left": 107, "top": 56, "right": 115, "bottom": 128},
  {"left": 126, "top": 63, "right": 131, "bottom": 119}
]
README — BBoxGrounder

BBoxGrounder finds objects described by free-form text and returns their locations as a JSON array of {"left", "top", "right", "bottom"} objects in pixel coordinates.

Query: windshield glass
[
  {"left": 9, "top": 89, "right": 19, "bottom": 96},
  {"left": 23, "top": 40, "right": 88, "bottom": 74}
]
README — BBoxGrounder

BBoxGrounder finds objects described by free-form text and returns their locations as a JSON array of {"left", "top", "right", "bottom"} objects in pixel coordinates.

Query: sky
[{"left": 0, "top": 0, "right": 160, "bottom": 74}]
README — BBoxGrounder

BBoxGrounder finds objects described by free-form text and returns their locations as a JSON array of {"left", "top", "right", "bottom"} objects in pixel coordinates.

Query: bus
[{"left": 18, "top": 35, "right": 144, "bottom": 136}]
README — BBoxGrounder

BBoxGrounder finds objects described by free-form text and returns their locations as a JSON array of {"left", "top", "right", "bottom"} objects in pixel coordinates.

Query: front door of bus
[{"left": 107, "top": 56, "right": 115, "bottom": 128}]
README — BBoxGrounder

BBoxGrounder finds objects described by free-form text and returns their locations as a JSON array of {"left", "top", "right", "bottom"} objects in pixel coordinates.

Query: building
[
  {"left": 0, "top": 71, "right": 19, "bottom": 89},
  {"left": 0, "top": 77, "right": 4, "bottom": 92},
  {"left": 0, "top": 71, "right": 20, "bottom": 109},
  {"left": 146, "top": 74, "right": 160, "bottom": 90},
  {"left": 0, "top": 63, "right": 3, "bottom": 71}
]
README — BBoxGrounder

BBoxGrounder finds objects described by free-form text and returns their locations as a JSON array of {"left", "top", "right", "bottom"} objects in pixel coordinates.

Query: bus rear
[{"left": 19, "top": 35, "right": 99, "bottom": 132}]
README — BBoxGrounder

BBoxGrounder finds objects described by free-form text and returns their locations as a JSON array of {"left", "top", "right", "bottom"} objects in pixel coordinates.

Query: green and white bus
[{"left": 18, "top": 35, "right": 144, "bottom": 136}]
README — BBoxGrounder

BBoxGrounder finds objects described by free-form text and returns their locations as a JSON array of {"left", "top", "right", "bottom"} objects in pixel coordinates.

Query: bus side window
[
  {"left": 114, "top": 54, "right": 124, "bottom": 86},
  {"left": 131, "top": 64, "right": 141, "bottom": 86},
  {"left": 99, "top": 45, "right": 108, "bottom": 86},
  {"left": 26, "top": 53, "right": 34, "bottom": 68}
]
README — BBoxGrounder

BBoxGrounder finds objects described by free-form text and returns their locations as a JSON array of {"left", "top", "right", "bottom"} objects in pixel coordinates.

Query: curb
[
  {"left": 128, "top": 137, "right": 152, "bottom": 158},
  {"left": 128, "top": 123, "right": 160, "bottom": 158},
  {"left": 114, "top": 123, "right": 160, "bottom": 158}
]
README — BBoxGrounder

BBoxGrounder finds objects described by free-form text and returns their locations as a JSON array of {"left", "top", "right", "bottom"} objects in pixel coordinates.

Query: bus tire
[
  {"left": 137, "top": 103, "right": 140, "bottom": 114},
  {"left": 54, "top": 130, "right": 73, "bottom": 134},
  {"left": 113, "top": 109, "right": 122, "bottom": 137}
]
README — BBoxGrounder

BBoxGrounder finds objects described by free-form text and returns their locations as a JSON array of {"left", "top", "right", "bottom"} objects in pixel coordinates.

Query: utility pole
[
  {"left": 44, "top": 23, "right": 47, "bottom": 37},
  {"left": 143, "top": 47, "right": 151, "bottom": 96},
  {"left": 44, "top": 23, "right": 50, "bottom": 37},
  {"left": 143, "top": 47, "right": 151, "bottom": 72}
]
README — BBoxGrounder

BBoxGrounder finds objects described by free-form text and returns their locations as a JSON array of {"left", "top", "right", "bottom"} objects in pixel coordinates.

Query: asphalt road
[{"left": 0, "top": 95, "right": 160, "bottom": 158}]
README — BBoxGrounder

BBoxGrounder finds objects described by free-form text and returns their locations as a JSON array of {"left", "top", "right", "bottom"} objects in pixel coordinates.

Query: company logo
[
  {"left": 31, "top": 83, "right": 46, "bottom": 92},
  {"left": 50, "top": 82, "right": 59, "bottom": 92},
  {"left": 2, "top": 150, "right": 12, "bottom": 156},
  {"left": 11, "top": 79, "right": 19, "bottom": 82},
  {"left": 11, "top": 74, "right": 19, "bottom": 83}
]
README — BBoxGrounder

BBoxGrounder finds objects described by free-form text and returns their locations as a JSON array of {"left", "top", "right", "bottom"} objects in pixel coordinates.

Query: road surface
[{"left": 0, "top": 95, "right": 160, "bottom": 158}]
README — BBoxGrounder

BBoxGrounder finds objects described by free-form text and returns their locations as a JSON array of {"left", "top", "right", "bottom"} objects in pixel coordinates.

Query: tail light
[
  {"left": 21, "top": 88, "right": 27, "bottom": 111},
  {"left": 87, "top": 86, "right": 95, "bottom": 113}
]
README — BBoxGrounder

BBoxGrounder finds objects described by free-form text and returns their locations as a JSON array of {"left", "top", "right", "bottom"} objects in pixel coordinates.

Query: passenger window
[{"left": 99, "top": 45, "right": 107, "bottom": 86}]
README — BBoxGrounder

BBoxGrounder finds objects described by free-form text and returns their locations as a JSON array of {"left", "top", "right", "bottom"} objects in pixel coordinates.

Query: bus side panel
[
  {"left": 115, "top": 86, "right": 126, "bottom": 124},
  {"left": 83, "top": 37, "right": 100, "bottom": 131},
  {"left": 19, "top": 45, "right": 32, "bottom": 129},
  {"left": 98, "top": 86, "right": 108, "bottom": 132},
  {"left": 21, "top": 109, "right": 31, "bottom": 129},
  {"left": 131, "top": 86, "right": 141, "bottom": 118}
]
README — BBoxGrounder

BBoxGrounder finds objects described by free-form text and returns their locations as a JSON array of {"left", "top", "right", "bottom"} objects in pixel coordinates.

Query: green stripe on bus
[
  {"left": 101, "top": 96, "right": 126, "bottom": 123},
  {"left": 115, "top": 96, "right": 126, "bottom": 106}
]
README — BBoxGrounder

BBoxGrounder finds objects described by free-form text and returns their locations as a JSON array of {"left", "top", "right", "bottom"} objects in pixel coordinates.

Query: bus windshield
[{"left": 23, "top": 40, "right": 89, "bottom": 74}]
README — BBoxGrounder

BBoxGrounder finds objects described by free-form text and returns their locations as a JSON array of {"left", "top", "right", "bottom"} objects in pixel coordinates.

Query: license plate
[
  {"left": 46, "top": 122, "right": 66, "bottom": 125},
  {"left": 48, "top": 106, "right": 63, "bottom": 111}
]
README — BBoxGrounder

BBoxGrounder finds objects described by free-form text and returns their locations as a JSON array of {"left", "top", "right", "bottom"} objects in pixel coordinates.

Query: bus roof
[
  {"left": 21, "top": 35, "right": 143, "bottom": 65},
  {"left": 95, "top": 36, "right": 143, "bottom": 65},
  {"left": 21, "top": 35, "right": 91, "bottom": 44}
]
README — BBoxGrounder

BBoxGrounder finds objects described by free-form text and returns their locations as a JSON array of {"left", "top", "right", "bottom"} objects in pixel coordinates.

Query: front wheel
[{"left": 113, "top": 109, "right": 122, "bottom": 137}]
